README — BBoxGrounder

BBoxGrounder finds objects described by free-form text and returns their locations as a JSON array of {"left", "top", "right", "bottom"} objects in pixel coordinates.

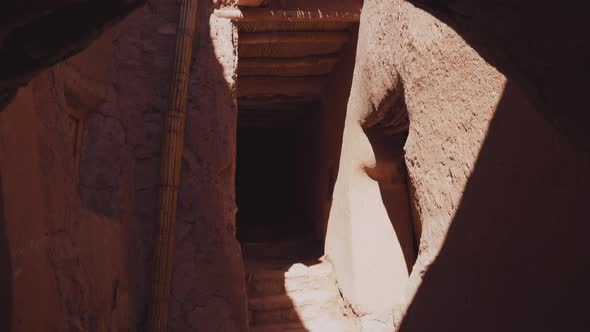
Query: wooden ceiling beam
[
  {"left": 235, "top": 0, "right": 265, "bottom": 7},
  {"left": 238, "top": 32, "right": 350, "bottom": 58},
  {"left": 238, "top": 95, "right": 320, "bottom": 110},
  {"left": 238, "top": 55, "right": 340, "bottom": 76},
  {"left": 214, "top": 9, "right": 361, "bottom": 24},
  {"left": 237, "top": 76, "right": 327, "bottom": 97},
  {"left": 239, "top": 31, "right": 350, "bottom": 45},
  {"left": 238, "top": 110, "right": 308, "bottom": 128}
]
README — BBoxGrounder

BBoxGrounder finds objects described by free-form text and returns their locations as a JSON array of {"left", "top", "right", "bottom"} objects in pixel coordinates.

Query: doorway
[{"left": 236, "top": 109, "right": 322, "bottom": 257}]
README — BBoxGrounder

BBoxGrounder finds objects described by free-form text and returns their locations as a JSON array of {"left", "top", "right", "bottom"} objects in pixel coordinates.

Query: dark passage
[
  {"left": 236, "top": 120, "right": 320, "bottom": 250},
  {"left": 237, "top": 126, "right": 299, "bottom": 242},
  {"left": 235, "top": 108, "right": 358, "bottom": 331},
  {"left": 235, "top": 111, "right": 324, "bottom": 331}
]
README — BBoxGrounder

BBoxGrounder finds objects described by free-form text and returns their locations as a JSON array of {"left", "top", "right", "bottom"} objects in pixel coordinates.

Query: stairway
[{"left": 243, "top": 241, "right": 360, "bottom": 332}]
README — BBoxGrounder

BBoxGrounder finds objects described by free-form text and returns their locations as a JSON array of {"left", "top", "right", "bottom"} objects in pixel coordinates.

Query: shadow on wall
[
  {"left": 30, "top": 0, "right": 251, "bottom": 329},
  {"left": 0, "top": 177, "right": 12, "bottom": 331},
  {"left": 0, "top": 0, "right": 145, "bottom": 109},
  {"left": 399, "top": 81, "right": 590, "bottom": 331},
  {"left": 165, "top": 1, "right": 249, "bottom": 330},
  {"left": 394, "top": 2, "right": 590, "bottom": 330},
  {"left": 405, "top": 0, "right": 589, "bottom": 153}
]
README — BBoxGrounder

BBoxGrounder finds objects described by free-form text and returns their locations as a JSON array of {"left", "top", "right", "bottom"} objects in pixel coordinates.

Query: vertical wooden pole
[{"left": 148, "top": 0, "right": 198, "bottom": 330}]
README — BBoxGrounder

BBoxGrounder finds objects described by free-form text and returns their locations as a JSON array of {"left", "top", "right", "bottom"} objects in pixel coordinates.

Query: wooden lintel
[
  {"left": 238, "top": 96, "right": 319, "bottom": 111},
  {"left": 235, "top": 0, "right": 265, "bottom": 7},
  {"left": 240, "top": 32, "right": 350, "bottom": 45},
  {"left": 214, "top": 9, "right": 361, "bottom": 23},
  {"left": 238, "top": 109, "right": 309, "bottom": 128},
  {"left": 237, "top": 76, "right": 327, "bottom": 97},
  {"left": 238, "top": 55, "right": 340, "bottom": 77},
  {"left": 239, "top": 55, "right": 340, "bottom": 69}
]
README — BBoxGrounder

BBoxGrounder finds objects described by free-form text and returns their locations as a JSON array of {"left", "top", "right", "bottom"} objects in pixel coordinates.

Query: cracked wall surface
[{"left": 0, "top": 1, "right": 247, "bottom": 331}]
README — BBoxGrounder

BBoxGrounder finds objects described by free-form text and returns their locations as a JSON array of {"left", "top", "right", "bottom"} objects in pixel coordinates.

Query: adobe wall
[
  {"left": 0, "top": 41, "right": 135, "bottom": 331},
  {"left": 0, "top": 1, "right": 248, "bottom": 331},
  {"left": 0, "top": 0, "right": 145, "bottom": 109},
  {"left": 327, "top": 0, "right": 590, "bottom": 330},
  {"left": 170, "top": 6, "right": 248, "bottom": 332}
]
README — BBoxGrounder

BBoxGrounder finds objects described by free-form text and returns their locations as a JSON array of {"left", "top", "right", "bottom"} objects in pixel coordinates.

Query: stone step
[
  {"left": 247, "top": 260, "right": 336, "bottom": 297},
  {"left": 250, "top": 304, "right": 344, "bottom": 325},
  {"left": 248, "top": 270, "right": 336, "bottom": 297},
  {"left": 247, "top": 259, "right": 335, "bottom": 283},
  {"left": 250, "top": 322, "right": 309, "bottom": 332},
  {"left": 248, "top": 288, "right": 340, "bottom": 311},
  {"left": 242, "top": 240, "right": 322, "bottom": 260},
  {"left": 243, "top": 242, "right": 359, "bottom": 331},
  {"left": 251, "top": 319, "right": 359, "bottom": 332},
  {"left": 249, "top": 289, "right": 343, "bottom": 325}
]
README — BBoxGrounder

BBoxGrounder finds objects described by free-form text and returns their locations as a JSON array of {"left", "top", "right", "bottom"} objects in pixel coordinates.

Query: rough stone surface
[
  {"left": 405, "top": 0, "right": 590, "bottom": 153},
  {"left": 168, "top": 7, "right": 248, "bottom": 332},
  {"left": 244, "top": 242, "right": 360, "bottom": 332},
  {"left": 0, "top": 61, "right": 133, "bottom": 332},
  {"left": 326, "top": 0, "right": 590, "bottom": 330},
  {"left": 1, "top": 1, "right": 248, "bottom": 331}
]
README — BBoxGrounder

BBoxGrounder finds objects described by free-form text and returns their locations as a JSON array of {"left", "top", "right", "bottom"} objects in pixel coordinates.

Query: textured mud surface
[
  {"left": 329, "top": 0, "right": 590, "bottom": 330},
  {"left": 1, "top": 1, "right": 248, "bottom": 331},
  {"left": 0, "top": 0, "right": 145, "bottom": 109}
]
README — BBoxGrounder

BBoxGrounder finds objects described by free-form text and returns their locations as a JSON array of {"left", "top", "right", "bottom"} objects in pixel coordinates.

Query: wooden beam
[
  {"left": 237, "top": 76, "right": 327, "bottom": 97},
  {"left": 235, "top": 0, "right": 265, "bottom": 7},
  {"left": 239, "top": 32, "right": 350, "bottom": 45},
  {"left": 238, "top": 55, "right": 340, "bottom": 76},
  {"left": 238, "top": 96, "right": 320, "bottom": 110},
  {"left": 238, "top": 109, "right": 309, "bottom": 128},
  {"left": 239, "top": 43, "right": 343, "bottom": 58},
  {"left": 214, "top": 9, "right": 361, "bottom": 23},
  {"left": 234, "top": 22, "right": 354, "bottom": 33},
  {"left": 238, "top": 32, "right": 350, "bottom": 58}
]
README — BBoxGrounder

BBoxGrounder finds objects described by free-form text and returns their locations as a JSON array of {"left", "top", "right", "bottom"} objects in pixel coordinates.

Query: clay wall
[
  {"left": 0, "top": 50, "right": 134, "bottom": 332},
  {"left": 325, "top": 0, "right": 590, "bottom": 330},
  {"left": 0, "top": 1, "right": 248, "bottom": 331}
]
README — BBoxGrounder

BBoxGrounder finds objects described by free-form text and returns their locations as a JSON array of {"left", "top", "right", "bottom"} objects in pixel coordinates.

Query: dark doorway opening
[{"left": 236, "top": 114, "right": 322, "bottom": 259}]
